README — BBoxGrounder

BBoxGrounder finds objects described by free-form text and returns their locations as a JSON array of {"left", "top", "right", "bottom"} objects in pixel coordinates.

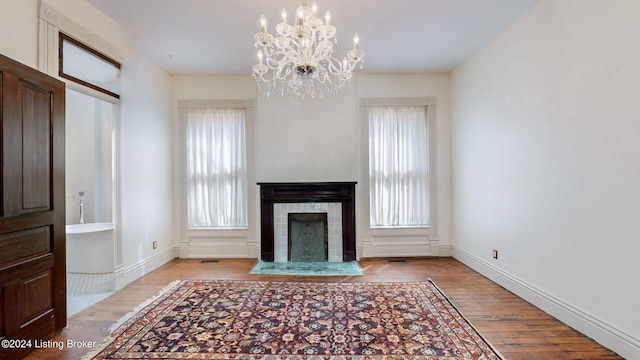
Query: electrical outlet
[
  {"left": 153, "top": 241, "right": 157, "bottom": 249},
  {"left": 492, "top": 249, "right": 498, "bottom": 259}
]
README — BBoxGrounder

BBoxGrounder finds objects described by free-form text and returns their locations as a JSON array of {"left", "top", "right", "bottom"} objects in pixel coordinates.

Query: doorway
[{"left": 65, "top": 88, "right": 117, "bottom": 315}]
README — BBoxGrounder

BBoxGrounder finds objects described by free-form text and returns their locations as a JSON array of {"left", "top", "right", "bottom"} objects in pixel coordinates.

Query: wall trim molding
[
  {"left": 438, "top": 244, "right": 454, "bottom": 257},
  {"left": 114, "top": 247, "right": 178, "bottom": 290},
  {"left": 452, "top": 246, "right": 640, "bottom": 360},
  {"left": 39, "top": 1, "right": 124, "bottom": 75}
]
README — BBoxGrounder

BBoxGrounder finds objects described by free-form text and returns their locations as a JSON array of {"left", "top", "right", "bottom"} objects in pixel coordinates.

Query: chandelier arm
[
  {"left": 312, "top": 45, "right": 334, "bottom": 68},
  {"left": 262, "top": 49, "right": 298, "bottom": 81},
  {"left": 324, "top": 57, "right": 346, "bottom": 76},
  {"left": 254, "top": 57, "right": 293, "bottom": 84}
]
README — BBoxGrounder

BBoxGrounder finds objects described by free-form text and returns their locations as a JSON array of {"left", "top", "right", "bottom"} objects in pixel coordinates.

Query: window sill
[
  {"left": 370, "top": 225, "right": 431, "bottom": 230},
  {"left": 187, "top": 227, "right": 249, "bottom": 231},
  {"left": 369, "top": 226, "right": 432, "bottom": 237}
]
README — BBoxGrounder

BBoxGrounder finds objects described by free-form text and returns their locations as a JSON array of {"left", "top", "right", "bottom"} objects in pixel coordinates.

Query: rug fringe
[
  {"left": 80, "top": 279, "right": 184, "bottom": 360},
  {"left": 427, "top": 278, "right": 506, "bottom": 360}
]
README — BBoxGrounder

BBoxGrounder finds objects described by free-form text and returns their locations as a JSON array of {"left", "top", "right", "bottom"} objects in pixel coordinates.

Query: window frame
[
  {"left": 58, "top": 32, "right": 121, "bottom": 99},
  {"left": 360, "top": 97, "right": 438, "bottom": 230},
  {"left": 178, "top": 99, "right": 256, "bottom": 231}
]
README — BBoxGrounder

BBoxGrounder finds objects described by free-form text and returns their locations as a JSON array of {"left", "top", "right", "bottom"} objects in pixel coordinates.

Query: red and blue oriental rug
[{"left": 85, "top": 279, "right": 503, "bottom": 359}]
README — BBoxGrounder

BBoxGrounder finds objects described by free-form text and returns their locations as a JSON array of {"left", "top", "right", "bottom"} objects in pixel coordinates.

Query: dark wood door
[{"left": 0, "top": 54, "right": 66, "bottom": 359}]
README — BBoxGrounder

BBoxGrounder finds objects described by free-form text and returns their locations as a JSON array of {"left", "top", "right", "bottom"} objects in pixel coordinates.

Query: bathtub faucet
[{"left": 78, "top": 191, "right": 85, "bottom": 224}]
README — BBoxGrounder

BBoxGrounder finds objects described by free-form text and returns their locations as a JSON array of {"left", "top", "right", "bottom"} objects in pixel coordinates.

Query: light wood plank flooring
[{"left": 24, "top": 258, "right": 622, "bottom": 359}]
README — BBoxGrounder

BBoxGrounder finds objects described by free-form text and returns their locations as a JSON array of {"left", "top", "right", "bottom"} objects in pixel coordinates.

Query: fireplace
[{"left": 258, "top": 182, "right": 356, "bottom": 262}]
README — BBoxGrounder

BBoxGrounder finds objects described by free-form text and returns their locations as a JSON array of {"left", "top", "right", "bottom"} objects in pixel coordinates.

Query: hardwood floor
[{"left": 23, "top": 258, "right": 622, "bottom": 359}]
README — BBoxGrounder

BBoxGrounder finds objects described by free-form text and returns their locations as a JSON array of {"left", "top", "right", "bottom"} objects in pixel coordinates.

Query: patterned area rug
[
  {"left": 84, "top": 280, "right": 503, "bottom": 360},
  {"left": 249, "top": 261, "right": 363, "bottom": 276}
]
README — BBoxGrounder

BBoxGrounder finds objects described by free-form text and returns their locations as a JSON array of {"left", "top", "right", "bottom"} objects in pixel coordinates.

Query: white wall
[
  {"left": 2, "top": 0, "right": 176, "bottom": 289},
  {"left": 0, "top": 0, "right": 39, "bottom": 67},
  {"left": 451, "top": 1, "right": 640, "bottom": 358},
  {"left": 256, "top": 85, "right": 359, "bottom": 182},
  {"left": 118, "top": 52, "right": 173, "bottom": 286},
  {"left": 171, "top": 74, "right": 452, "bottom": 259}
]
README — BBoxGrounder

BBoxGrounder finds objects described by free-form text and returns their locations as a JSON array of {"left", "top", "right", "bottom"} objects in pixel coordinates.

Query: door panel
[
  {"left": 3, "top": 266, "right": 55, "bottom": 335},
  {"left": 0, "top": 227, "right": 51, "bottom": 268},
  {"left": 0, "top": 53, "right": 65, "bottom": 360},
  {"left": 2, "top": 77, "right": 53, "bottom": 217},
  {"left": 21, "top": 81, "right": 52, "bottom": 213}
]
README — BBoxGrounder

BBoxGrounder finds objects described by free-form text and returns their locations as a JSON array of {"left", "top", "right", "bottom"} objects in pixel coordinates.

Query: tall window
[
  {"left": 369, "top": 105, "right": 429, "bottom": 226},
  {"left": 186, "top": 107, "right": 247, "bottom": 228}
]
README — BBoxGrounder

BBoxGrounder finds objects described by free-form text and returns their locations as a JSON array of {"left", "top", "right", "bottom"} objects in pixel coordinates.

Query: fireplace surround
[
  {"left": 258, "top": 182, "right": 356, "bottom": 262},
  {"left": 274, "top": 203, "right": 341, "bottom": 262}
]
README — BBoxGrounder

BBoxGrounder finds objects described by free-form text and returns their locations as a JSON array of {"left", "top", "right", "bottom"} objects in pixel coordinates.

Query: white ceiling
[{"left": 85, "top": 0, "right": 539, "bottom": 75}]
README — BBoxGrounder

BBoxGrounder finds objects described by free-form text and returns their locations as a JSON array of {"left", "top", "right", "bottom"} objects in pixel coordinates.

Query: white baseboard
[
  {"left": 438, "top": 244, "right": 454, "bottom": 257},
  {"left": 452, "top": 246, "right": 640, "bottom": 360},
  {"left": 114, "top": 247, "right": 178, "bottom": 291}
]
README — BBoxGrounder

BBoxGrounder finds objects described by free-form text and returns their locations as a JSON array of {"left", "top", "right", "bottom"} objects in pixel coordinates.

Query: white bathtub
[{"left": 66, "top": 223, "right": 114, "bottom": 273}]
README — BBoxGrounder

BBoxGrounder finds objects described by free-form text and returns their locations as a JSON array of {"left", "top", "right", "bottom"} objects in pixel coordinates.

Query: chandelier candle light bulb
[{"left": 252, "top": 0, "right": 365, "bottom": 100}]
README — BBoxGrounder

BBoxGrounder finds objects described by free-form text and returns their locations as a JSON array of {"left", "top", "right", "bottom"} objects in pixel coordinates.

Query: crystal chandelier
[{"left": 252, "top": 1, "right": 365, "bottom": 100}]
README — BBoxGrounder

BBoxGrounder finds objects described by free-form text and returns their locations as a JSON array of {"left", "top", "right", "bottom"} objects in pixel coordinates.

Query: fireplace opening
[{"left": 288, "top": 213, "right": 328, "bottom": 262}]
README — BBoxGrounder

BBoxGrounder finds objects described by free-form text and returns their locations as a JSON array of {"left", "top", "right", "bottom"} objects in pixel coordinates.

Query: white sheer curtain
[
  {"left": 369, "top": 105, "right": 429, "bottom": 226},
  {"left": 186, "top": 107, "right": 247, "bottom": 228}
]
